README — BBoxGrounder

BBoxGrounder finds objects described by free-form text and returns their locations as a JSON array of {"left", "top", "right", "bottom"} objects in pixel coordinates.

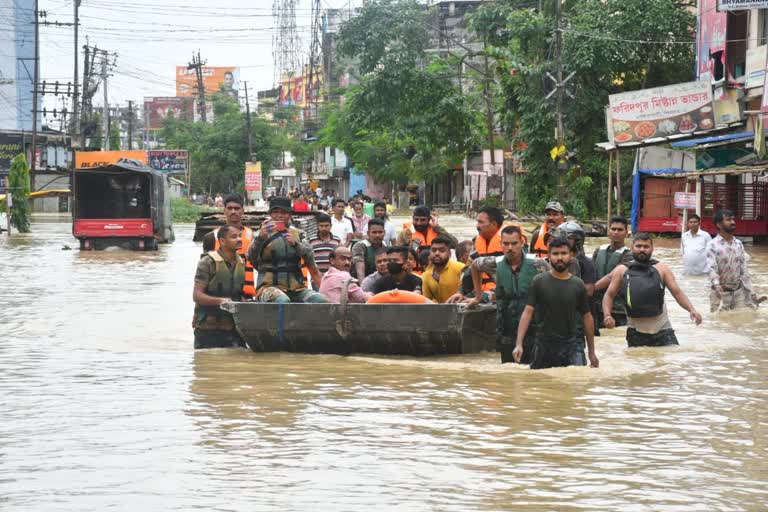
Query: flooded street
[{"left": 1, "top": 215, "right": 766, "bottom": 511}]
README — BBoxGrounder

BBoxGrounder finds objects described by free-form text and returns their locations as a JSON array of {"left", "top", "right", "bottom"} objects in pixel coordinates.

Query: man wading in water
[
  {"left": 513, "top": 236, "right": 599, "bottom": 369},
  {"left": 466, "top": 225, "right": 548, "bottom": 364},
  {"left": 602, "top": 232, "right": 702, "bottom": 347}
]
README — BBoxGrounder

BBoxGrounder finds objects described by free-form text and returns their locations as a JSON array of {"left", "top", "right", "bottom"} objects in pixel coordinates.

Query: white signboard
[
  {"left": 746, "top": 45, "right": 767, "bottom": 89},
  {"left": 674, "top": 192, "right": 697, "bottom": 210},
  {"left": 717, "top": 0, "right": 768, "bottom": 11},
  {"left": 608, "top": 81, "right": 715, "bottom": 144}
]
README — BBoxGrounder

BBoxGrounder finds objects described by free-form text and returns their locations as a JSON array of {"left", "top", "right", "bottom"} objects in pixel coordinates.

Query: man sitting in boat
[
  {"left": 319, "top": 246, "right": 372, "bottom": 304},
  {"left": 371, "top": 246, "right": 423, "bottom": 295},
  {"left": 247, "top": 196, "right": 329, "bottom": 304},
  {"left": 421, "top": 236, "right": 465, "bottom": 303},
  {"left": 351, "top": 218, "right": 386, "bottom": 280},
  {"left": 192, "top": 225, "right": 247, "bottom": 349},
  {"left": 400, "top": 206, "right": 458, "bottom": 259},
  {"left": 361, "top": 247, "right": 389, "bottom": 293}
]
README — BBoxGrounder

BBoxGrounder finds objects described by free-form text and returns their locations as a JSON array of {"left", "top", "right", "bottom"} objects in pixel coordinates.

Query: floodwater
[{"left": 1, "top": 215, "right": 766, "bottom": 511}]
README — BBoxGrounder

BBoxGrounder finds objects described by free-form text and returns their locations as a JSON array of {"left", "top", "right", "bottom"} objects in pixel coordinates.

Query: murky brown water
[{"left": 1, "top": 216, "right": 766, "bottom": 511}]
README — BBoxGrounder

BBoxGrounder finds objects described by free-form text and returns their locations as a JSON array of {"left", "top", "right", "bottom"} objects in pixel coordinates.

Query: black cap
[{"left": 269, "top": 196, "right": 292, "bottom": 212}]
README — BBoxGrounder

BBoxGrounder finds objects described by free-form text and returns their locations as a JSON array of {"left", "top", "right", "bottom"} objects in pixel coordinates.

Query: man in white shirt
[
  {"left": 374, "top": 201, "right": 397, "bottom": 246},
  {"left": 330, "top": 198, "right": 354, "bottom": 244},
  {"left": 681, "top": 214, "right": 711, "bottom": 275}
]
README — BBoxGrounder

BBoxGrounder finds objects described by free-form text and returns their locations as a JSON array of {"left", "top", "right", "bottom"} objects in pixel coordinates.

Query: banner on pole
[{"left": 244, "top": 161, "right": 262, "bottom": 197}]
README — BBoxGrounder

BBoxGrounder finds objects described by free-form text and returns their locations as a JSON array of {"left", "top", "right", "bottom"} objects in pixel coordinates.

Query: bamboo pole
[
  {"left": 616, "top": 151, "right": 621, "bottom": 216},
  {"left": 607, "top": 151, "right": 613, "bottom": 223}
]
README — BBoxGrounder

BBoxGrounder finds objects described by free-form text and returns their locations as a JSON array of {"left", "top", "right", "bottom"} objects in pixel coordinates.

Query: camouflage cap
[{"left": 544, "top": 200, "right": 565, "bottom": 214}]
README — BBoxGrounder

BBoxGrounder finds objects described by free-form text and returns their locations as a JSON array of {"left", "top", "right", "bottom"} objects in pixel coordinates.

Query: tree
[
  {"left": 7, "top": 153, "right": 31, "bottom": 232},
  {"left": 470, "top": 0, "right": 695, "bottom": 216},
  {"left": 161, "top": 92, "right": 283, "bottom": 194},
  {"left": 109, "top": 119, "right": 121, "bottom": 150},
  {"left": 323, "top": 0, "right": 483, "bottom": 183}
]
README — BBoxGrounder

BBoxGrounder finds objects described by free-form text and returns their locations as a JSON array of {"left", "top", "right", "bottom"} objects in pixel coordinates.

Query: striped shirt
[{"left": 310, "top": 235, "right": 342, "bottom": 273}]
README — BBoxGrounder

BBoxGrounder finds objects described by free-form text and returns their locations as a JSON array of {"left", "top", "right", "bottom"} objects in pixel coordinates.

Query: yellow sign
[{"left": 550, "top": 145, "right": 567, "bottom": 161}]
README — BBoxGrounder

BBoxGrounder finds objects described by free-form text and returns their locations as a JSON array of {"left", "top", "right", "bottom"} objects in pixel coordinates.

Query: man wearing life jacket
[
  {"left": 400, "top": 206, "right": 458, "bottom": 257},
  {"left": 530, "top": 200, "right": 566, "bottom": 258},
  {"left": 193, "top": 225, "right": 246, "bottom": 349},
  {"left": 602, "top": 232, "right": 702, "bottom": 347},
  {"left": 351, "top": 219, "right": 386, "bottom": 280},
  {"left": 247, "top": 196, "right": 329, "bottom": 304},
  {"left": 202, "top": 194, "right": 257, "bottom": 299},
  {"left": 513, "top": 236, "right": 599, "bottom": 369},
  {"left": 592, "top": 216, "right": 632, "bottom": 328},
  {"left": 466, "top": 225, "right": 548, "bottom": 364},
  {"left": 471, "top": 206, "right": 528, "bottom": 292}
]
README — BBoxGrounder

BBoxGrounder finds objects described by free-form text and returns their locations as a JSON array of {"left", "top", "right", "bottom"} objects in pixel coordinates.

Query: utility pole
[
  {"left": 102, "top": 54, "right": 109, "bottom": 150},
  {"left": 483, "top": 44, "right": 497, "bottom": 201},
  {"left": 127, "top": 100, "right": 133, "bottom": 149},
  {"left": 243, "top": 81, "right": 253, "bottom": 158},
  {"left": 187, "top": 51, "right": 207, "bottom": 122},
  {"left": 73, "top": 0, "right": 81, "bottom": 148},
  {"left": 554, "top": 0, "right": 564, "bottom": 201},
  {"left": 31, "top": 0, "right": 40, "bottom": 184}
]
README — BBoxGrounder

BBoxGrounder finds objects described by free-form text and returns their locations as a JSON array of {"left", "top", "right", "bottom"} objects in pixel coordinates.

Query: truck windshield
[{"left": 76, "top": 171, "right": 152, "bottom": 219}]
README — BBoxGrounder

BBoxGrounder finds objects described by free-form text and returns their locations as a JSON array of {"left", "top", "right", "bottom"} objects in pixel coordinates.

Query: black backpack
[{"left": 621, "top": 260, "right": 665, "bottom": 318}]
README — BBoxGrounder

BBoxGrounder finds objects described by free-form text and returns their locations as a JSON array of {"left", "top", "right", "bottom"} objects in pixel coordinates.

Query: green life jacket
[
  {"left": 256, "top": 228, "right": 305, "bottom": 290},
  {"left": 351, "top": 240, "right": 378, "bottom": 279},
  {"left": 495, "top": 255, "right": 539, "bottom": 337},
  {"left": 194, "top": 250, "right": 245, "bottom": 329},
  {"left": 594, "top": 244, "right": 628, "bottom": 279}
]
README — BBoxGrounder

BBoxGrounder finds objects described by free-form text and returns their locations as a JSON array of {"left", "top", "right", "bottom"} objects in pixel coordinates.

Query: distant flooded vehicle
[{"left": 73, "top": 159, "right": 174, "bottom": 250}]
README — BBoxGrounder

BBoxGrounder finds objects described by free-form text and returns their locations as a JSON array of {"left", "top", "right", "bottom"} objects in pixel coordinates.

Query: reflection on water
[{"left": 0, "top": 219, "right": 766, "bottom": 511}]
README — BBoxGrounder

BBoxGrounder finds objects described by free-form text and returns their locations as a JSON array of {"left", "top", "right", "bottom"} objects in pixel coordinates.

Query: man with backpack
[{"left": 602, "top": 232, "right": 702, "bottom": 347}]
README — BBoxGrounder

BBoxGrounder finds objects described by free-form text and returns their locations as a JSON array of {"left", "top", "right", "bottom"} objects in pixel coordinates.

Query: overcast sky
[{"left": 38, "top": 0, "right": 360, "bottom": 114}]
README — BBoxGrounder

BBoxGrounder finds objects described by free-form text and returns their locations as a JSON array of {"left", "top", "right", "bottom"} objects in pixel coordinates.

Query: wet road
[{"left": 1, "top": 216, "right": 766, "bottom": 511}]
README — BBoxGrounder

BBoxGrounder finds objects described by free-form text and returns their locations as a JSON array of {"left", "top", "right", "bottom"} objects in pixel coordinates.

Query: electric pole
[
  {"left": 187, "top": 51, "right": 207, "bottom": 122},
  {"left": 31, "top": 0, "right": 40, "bottom": 183},
  {"left": 554, "top": 0, "right": 564, "bottom": 200},
  {"left": 102, "top": 54, "right": 109, "bottom": 150},
  {"left": 127, "top": 100, "right": 133, "bottom": 149},
  {"left": 243, "top": 81, "right": 253, "bottom": 158},
  {"left": 73, "top": 0, "right": 81, "bottom": 148}
]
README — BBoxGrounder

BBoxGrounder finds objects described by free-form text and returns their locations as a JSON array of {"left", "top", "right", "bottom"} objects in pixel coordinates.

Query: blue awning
[{"left": 670, "top": 130, "right": 759, "bottom": 148}]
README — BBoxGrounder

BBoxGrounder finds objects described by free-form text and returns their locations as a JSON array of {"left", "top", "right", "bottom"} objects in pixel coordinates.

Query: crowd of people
[{"left": 193, "top": 194, "right": 761, "bottom": 371}]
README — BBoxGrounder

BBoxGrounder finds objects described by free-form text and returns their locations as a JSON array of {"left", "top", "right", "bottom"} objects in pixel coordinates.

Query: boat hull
[{"left": 222, "top": 302, "right": 497, "bottom": 356}]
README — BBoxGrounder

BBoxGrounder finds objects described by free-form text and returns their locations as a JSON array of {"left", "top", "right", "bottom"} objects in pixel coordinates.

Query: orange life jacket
[
  {"left": 532, "top": 222, "right": 549, "bottom": 258},
  {"left": 215, "top": 225, "right": 256, "bottom": 298},
  {"left": 403, "top": 221, "right": 439, "bottom": 249},
  {"left": 473, "top": 222, "right": 529, "bottom": 291}
]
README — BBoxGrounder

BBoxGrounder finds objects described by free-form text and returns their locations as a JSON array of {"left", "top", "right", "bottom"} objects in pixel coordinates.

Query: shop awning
[{"left": 670, "top": 130, "right": 764, "bottom": 149}]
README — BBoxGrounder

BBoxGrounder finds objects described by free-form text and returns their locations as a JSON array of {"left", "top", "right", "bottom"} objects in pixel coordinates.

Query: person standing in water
[{"left": 602, "top": 232, "right": 702, "bottom": 347}]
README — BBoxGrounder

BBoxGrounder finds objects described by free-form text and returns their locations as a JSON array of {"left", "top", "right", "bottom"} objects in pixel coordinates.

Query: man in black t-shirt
[
  {"left": 371, "top": 246, "right": 423, "bottom": 294},
  {"left": 513, "top": 236, "right": 599, "bottom": 369}
]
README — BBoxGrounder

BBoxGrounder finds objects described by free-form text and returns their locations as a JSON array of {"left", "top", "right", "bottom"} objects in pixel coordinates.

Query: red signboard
[
  {"left": 143, "top": 97, "right": 192, "bottom": 130},
  {"left": 244, "top": 161, "right": 262, "bottom": 193}
]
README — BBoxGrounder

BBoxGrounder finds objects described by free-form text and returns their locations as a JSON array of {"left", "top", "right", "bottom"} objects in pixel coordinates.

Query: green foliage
[
  {"left": 171, "top": 197, "right": 205, "bottom": 223},
  {"left": 470, "top": 0, "right": 695, "bottom": 215},
  {"left": 109, "top": 120, "right": 121, "bottom": 151},
  {"left": 161, "top": 92, "right": 283, "bottom": 194},
  {"left": 7, "top": 154, "right": 31, "bottom": 232},
  {"left": 322, "top": 0, "right": 483, "bottom": 183}
]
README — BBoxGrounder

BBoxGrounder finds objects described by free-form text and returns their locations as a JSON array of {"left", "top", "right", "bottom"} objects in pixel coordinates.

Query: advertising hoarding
[
  {"left": 745, "top": 45, "right": 767, "bottom": 89},
  {"left": 0, "top": 132, "right": 24, "bottom": 170},
  {"left": 244, "top": 161, "right": 262, "bottom": 197},
  {"left": 697, "top": 0, "right": 727, "bottom": 83},
  {"left": 143, "top": 97, "right": 192, "bottom": 130},
  {"left": 176, "top": 66, "right": 239, "bottom": 98},
  {"left": 148, "top": 150, "right": 188, "bottom": 173},
  {"left": 608, "top": 81, "right": 715, "bottom": 144},
  {"left": 75, "top": 150, "right": 148, "bottom": 169}
]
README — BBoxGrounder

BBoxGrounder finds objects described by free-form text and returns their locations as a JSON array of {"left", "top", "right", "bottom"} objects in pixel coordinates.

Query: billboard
[
  {"left": 176, "top": 66, "right": 239, "bottom": 98},
  {"left": 143, "top": 97, "right": 192, "bottom": 130},
  {"left": 244, "top": 161, "right": 262, "bottom": 197},
  {"left": 192, "top": 100, "right": 215, "bottom": 123},
  {"left": 697, "top": 0, "right": 727, "bottom": 83},
  {"left": 75, "top": 150, "right": 148, "bottom": 169},
  {"left": 608, "top": 81, "right": 715, "bottom": 144},
  {"left": 278, "top": 69, "right": 322, "bottom": 108},
  {"left": 148, "top": 150, "right": 188, "bottom": 173},
  {"left": 0, "top": 133, "right": 24, "bottom": 170},
  {"left": 0, "top": 2, "right": 36, "bottom": 131}
]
